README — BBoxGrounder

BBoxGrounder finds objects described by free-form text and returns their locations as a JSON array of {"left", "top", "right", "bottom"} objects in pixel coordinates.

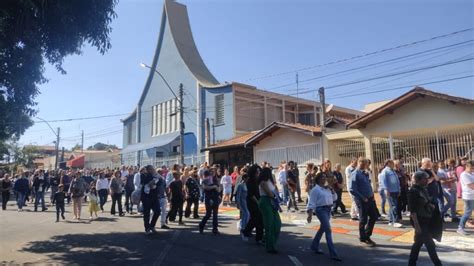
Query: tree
[
  {"left": 71, "top": 143, "right": 82, "bottom": 151},
  {"left": 0, "top": 0, "right": 118, "bottom": 145},
  {"left": 87, "top": 142, "right": 118, "bottom": 151}
]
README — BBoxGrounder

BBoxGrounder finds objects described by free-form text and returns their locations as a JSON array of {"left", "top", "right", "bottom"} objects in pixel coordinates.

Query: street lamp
[
  {"left": 140, "top": 63, "right": 185, "bottom": 165},
  {"left": 35, "top": 117, "right": 60, "bottom": 170}
]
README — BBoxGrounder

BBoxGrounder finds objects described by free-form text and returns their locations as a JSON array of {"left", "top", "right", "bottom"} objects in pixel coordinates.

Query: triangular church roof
[{"left": 138, "top": 0, "right": 218, "bottom": 106}]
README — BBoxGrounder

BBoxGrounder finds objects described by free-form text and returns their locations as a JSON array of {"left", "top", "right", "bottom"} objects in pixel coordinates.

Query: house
[
  {"left": 67, "top": 149, "right": 121, "bottom": 169},
  {"left": 121, "top": 0, "right": 363, "bottom": 167},
  {"left": 326, "top": 87, "right": 474, "bottom": 188}
]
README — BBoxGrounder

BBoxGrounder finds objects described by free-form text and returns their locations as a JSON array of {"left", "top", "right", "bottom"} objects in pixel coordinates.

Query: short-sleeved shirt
[
  {"left": 169, "top": 180, "right": 184, "bottom": 201},
  {"left": 460, "top": 171, "right": 474, "bottom": 200},
  {"left": 186, "top": 177, "right": 200, "bottom": 199}
]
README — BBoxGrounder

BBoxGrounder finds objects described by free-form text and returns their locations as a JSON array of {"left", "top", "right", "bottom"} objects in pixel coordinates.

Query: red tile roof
[
  {"left": 204, "top": 131, "right": 259, "bottom": 151},
  {"left": 245, "top": 122, "right": 321, "bottom": 147}
]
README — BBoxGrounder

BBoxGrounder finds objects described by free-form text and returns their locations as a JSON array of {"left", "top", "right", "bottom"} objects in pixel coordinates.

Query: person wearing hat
[{"left": 408, "top": 171, "right": 442, "bottom": 266}]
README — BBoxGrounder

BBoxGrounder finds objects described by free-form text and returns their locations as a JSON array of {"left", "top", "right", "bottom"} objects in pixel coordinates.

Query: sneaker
[
  {"left": 161, "top": 225, "right": 170, "bottom": 229},
  {"left": 366, "top": 239, "right": 377, "bottom": 247},
  {"left": 457, "top": 228, "right": 469, "bottom": 236},
  {"left": 351, "top": 217, "right": 359, "bottom": 221},
  {"left": 393, "top": 223, "right": 403, "bottom": 228},
  {"left": 150, "top": 228, "right": 158, "bottom": 233},
  {"left": 240, "top": 232, "right": 249, "bottom": 242},
  {"left": 198, "top": 225, "right": 204, "bottom": 234},
  {"left": 331, "top": 257, "right": 343, "bottom": 262},
  {"left": 212, "top": 229, "right": 220, "bottom": 235},
  {"left": 42, "top": 208, "right": 48, "bottom": 212},
  {"left": 311, "top": 248, "right": 324, "bottom": 254},
  {"left": 145, "top": 229, "right": 153, "bottom": 235},
  {"left": 55, "top": 219, "right": 59, "bottom": 223},
  {"left": 388, "top": 222, "right": 393, "bottom": 226},
  {"left": 178, "top": 221, "right": 185, "bottom": 225},
  {"left": 62, "top": 214, "right": 66, "bottom": 220}
]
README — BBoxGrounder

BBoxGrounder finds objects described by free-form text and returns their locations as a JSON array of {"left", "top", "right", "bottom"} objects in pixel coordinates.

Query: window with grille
[{"left": 215, "top": 94, "right": 225, "bottom": 125}]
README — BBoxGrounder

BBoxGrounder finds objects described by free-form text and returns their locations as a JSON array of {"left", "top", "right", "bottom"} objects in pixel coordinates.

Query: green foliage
[
  {"left": 87, "top": 142, "right": 118, "bottom": 151},
  {"left": 71, "top": 143, "right": 82, "bottom": 151},
  {"left": 0, "top": 0, "right": 118, "bottom": 141}
]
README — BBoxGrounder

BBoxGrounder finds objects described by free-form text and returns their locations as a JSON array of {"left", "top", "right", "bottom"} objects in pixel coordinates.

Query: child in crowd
[
  {"left": 88, "top": 187, "right": 100, "bottom": 220},
  {"left": 221, "top": 169, "right": 232, "bottom": 206},
  {"left": 54, "top": 184, "right": 66, "bottom": 222}
]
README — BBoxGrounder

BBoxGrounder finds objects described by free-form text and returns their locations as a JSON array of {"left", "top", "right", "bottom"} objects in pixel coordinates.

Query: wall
[
  {"left": 253, "top": 128, "right": 322, "bottom": 168},
  {"left": 200, "top": 85, "right": 234, "bottom": 147},
  {"left": 361, "top": 97, "right": 474, "bottom": 136},
  {"left": 255, "top": 129, "right": 320, "bottom": 151},
  {"left": 122, "top": 116, "right": 136, "bottom": 148}
]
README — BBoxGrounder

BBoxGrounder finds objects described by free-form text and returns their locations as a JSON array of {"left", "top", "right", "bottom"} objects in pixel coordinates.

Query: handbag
[{"left": 131, "top": 186, "right": 142, "bottom": 205}]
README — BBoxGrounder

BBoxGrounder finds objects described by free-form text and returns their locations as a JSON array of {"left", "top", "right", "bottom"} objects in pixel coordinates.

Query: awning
[
  {"left": 67, "top": 155, "right": 85, "bottom": 168},
  {"left": 121, "top": 132, "right": 180, "bottom": 154}
]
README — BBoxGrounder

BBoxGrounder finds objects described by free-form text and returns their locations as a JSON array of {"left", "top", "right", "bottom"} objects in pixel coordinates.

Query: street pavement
[{"left": 1, "top": 196, "right": 473, "bottom": 265}]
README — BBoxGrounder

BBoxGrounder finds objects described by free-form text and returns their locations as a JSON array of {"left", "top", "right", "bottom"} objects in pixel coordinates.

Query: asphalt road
[{"left": 0, "top": 199, "right": 472, "bottom": 265}]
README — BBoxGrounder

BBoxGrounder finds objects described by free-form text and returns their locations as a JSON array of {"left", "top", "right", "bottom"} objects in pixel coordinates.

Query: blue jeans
[
  {"left": 379, "top": 189, "right": 387, "bottom": 214},
  {"left": 239, "top": 203, "right": 250, "bottom": 230},
  {"left": 459, "top": 199, "right": 474, "bottom": 229},
  {"left": 16, "top": 192, "right": 26, "bottom": 209},
  {"left": 442, "top": 188, "right": 457, "bottom": 217},
  {"left": 312, "top": 206, "right": 338, "bottom": 258},
  {"left": 280, "top": 183, "right": 289, "bottom": 204},
  {"left": 34, "top": 191, "right": 46, "bottom": 210},
  {"left": 387, "top": 192, "right": 399, "bottom": 223}
]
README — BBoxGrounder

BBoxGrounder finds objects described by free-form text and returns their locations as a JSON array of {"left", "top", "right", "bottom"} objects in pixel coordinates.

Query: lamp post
[
  {"left": 36, "top": 117, "right": 60, "bottom": 170},
  {"left": 140, "top": 63, "right": 185, "bottom": 165}
]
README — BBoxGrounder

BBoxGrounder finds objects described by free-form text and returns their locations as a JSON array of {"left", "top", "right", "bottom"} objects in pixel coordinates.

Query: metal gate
[
  {"left": 372, "top": 128, "right": 474, "bottom": 174},
  {"left": 255, "top": 143, "right": 321, "bottom": 168}
]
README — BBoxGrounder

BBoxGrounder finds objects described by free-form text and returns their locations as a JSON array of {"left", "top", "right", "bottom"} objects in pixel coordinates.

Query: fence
[
  {"left": 255, "top": 143, "right": 321, "bottom": 168},
  {"left": 331, "top": 138, "right": 366, "bottom": 168},
  {"left": 138, "top": 154, "right": 206, "bottom": 168},
  {"left": 372, "top": 128, "right": 474, "bottom": 174}
]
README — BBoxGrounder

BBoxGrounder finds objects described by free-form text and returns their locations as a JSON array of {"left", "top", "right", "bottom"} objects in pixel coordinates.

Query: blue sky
[{"left": 19, "top": 0, "right": 473, "bottom": 149}]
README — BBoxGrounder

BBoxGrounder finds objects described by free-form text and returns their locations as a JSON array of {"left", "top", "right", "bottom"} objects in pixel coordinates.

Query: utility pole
[
  {"left": 318, "top": 87, "right": 326, "bottom": 162},
  {"left": 296, "top": 72, "right": 299, "bottom": 123},
  {"left": 81, "top": 130, "right": 84, "bottom": 153},
  {"left": 318, "top": 87, "right": 326, "bottom": 133},
  {"left": 54, "top": 127, "right": 60, "bottom": 170},
  {"left": 211, "top": 119, "right": 216, "bottom": 145},
  {"left": 179, "top": 83, "right": 185, "bottom": 165}
]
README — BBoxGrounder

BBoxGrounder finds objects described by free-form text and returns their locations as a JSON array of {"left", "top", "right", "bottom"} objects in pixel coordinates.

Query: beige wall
[
  {"left": 361, "top": 97, "right": 474, "bottom": 136},
  {"left": 254, "top": 128, "right": 321, "bottom": 152}
]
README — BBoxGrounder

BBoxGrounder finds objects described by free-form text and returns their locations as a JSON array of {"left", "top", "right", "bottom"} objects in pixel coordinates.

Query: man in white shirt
[
  {"left": 278, "top": 163, "right": 289, "bottom": 205},
  {"left": 345, "top": 158, "right": 359, "bottom": 220},
  {"left": 457, "top": 161, "right": 474, "bottom": 235}
]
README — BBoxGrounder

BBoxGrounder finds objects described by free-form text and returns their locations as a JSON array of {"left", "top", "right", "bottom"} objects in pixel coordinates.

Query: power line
[
  {"left": 270, "top": 40, "right": 474, "bottom": 91},
  {"left": 325, "top": 57, "right": 474, "bottom": 90},
  {"left": 289, "top": 56, "right": 473, "bottom": 96},
  {"left": 326, "top": 75, "right": 474, "bottom": 100},
  {"left": 327, "top": 48, "right": 474, "bottom": 98},
  {"left": 245, "top": 28, "right": 474, "bottom": 82}
]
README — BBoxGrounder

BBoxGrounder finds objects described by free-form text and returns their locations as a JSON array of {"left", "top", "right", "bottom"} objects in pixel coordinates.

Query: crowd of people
[{"left": 0, "top": 155, "right": 473, "bottom": 264}]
